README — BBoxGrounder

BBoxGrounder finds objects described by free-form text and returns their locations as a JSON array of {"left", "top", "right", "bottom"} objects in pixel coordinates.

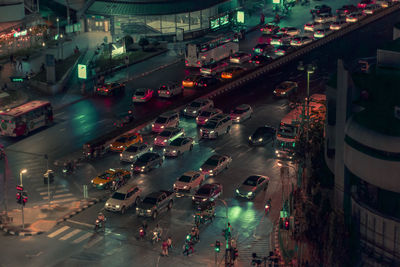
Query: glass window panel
[
  {"left": 190, "top": 11, "right": 200, "bottom": 30},
  {"left": 161, "top": 15, "right": 176, "bottom": 33},
  {"left": 176, "top": 13, "right": 189, "bottom": 32}
]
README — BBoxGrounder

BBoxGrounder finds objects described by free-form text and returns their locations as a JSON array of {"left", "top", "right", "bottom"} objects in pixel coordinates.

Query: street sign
[
  {"left": 273, "top": 0, "right": 280, "bottom": 3},
  {"left": 78, "top": 64, "right": 87, "bottom": 79}
]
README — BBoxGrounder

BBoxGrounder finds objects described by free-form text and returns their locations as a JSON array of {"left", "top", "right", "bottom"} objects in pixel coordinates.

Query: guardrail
[{"left": 80, "top": 3, "right": 400, "bottom": 154}]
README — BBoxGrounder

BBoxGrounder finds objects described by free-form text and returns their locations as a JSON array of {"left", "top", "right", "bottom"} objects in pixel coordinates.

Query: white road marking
[
  {"left": 47, "top": 226, "right": 70, "bottom": 238},
  {"left": 35, "top": 184, "right": 66, "bottom": 191},
  {"left": 83, "top": 235, "right": 104, "bottom": 249},
  {"left": 59, "top": 229, "right": 82, "bottom": 241},
  {"left": 43, "top": 193, "right": 74, "bottom": 200},
  {"left": 50, "top": 197, "right": 78, "bottom": 204},
  {"left": 72, "top": 232, "right": 93, "bottom": 244},
  {"left": 66, "top": 219, "right": 94, "bottom": 228}
]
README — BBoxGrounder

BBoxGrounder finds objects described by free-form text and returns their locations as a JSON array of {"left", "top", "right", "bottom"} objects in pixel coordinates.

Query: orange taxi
[
  {"left": 221, "top": 67, "right": 245, "bottom": 79},
  {"left": 110, "top": 132, "right": 143, "bottom": 152},
  {"left": 91, "top": 168, "right": 131, "bottom": 189},
  {"left": 182, "top": 75, "right": 200, "bottom": 88}
]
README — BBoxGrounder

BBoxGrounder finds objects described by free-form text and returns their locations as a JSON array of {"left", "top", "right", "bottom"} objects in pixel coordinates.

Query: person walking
[
  {"left": 167, "top": 236, "right": 172, "bottom": 249},
  {"left": 18, "top": 59, "right": 22, "bottom": 71},
  {"left": 162, "top": 240, "right": 169, "bottom": 256}
]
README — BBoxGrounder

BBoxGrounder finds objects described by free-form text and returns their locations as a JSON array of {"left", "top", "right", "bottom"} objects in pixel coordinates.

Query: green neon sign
[
  {"left": 11, "top": 78, "right": 24, "bottom": 82},
  {"left": 237, "top": 11, "right": 244, "bottom": 24}
]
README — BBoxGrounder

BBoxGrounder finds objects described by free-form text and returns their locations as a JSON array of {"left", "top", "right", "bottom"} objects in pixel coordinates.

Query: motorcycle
[
  {"left": 265, "top": 204, "right": 270, "bottom": 214},
  {"left": 152, "top": 231, "right": 161, "bottom": 244},
  {"left": 139, "top": 227, "right": 146, "bottom": 240},
  {"left": 62, "top": 161, "right": 74, "bottom": 176},
  {"left": 94, "top": 218, "right": 106, "bottom": 232}
]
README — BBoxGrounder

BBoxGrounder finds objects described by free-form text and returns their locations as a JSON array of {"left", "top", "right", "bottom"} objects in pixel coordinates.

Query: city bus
[
  {"left": 0, "top": 100, "right": 53, "bottom": 137},
  {"left": 185, "top": 33, "right": 239, "bottom": 67}
]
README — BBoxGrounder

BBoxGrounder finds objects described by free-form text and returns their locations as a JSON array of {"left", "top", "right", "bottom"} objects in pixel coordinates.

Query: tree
[
  {"left": 138, "top": 38, "right": 149, "bottom": 51},
  {"left": 124, "top": 35, "right": 134, "bottom": 50}
]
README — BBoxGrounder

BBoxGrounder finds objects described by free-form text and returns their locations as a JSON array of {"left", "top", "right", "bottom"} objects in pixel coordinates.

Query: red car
[
  {"left": 192, "top": 183, "right": 222, "bottom": 204},
  {"left": 96, "top": 82, "right": 125, "bottom": 96}
]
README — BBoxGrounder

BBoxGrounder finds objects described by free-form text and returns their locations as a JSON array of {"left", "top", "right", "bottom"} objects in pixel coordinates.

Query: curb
[
  {"left": 0, "top": 223, "right": 44, "bottom": 236},
  {"left": 55, "top": 197, "right": 104, "bottom": 224}
]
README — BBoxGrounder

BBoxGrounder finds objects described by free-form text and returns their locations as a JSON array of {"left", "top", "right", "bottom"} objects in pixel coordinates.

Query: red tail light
[
  {"left": 158, "top": 90, "right": 161, "bottom": 94},
  {"left": 166, "top": 91, "right": 170, "bottom": 95},
  {"left": 133, "top": 96, "right": 136, "bottom": 99},
  {"left": 249, "top": 60, "right": 252, "bottom": 63},
  {"left": 197, "top": 61, "right": 201, "bottom": 65},
  {"left": 185, "top": 60, "right": 188, "bottom": 63},
  {"left": 256, "top": 61, "right": 260, "bottom": 64}
]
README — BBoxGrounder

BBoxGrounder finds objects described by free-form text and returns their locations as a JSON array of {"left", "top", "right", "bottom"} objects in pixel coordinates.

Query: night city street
[{"left": 0, "top": 0, "right": 400, "bottom": 266}]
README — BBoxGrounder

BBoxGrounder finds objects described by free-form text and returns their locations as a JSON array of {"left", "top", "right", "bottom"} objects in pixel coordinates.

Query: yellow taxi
[
  {"left": 221, "top": 67, "right": 245, "bottom": 79},
  {"left": 110, "top": 132, "right": 143, "bottom": 152},
  {"left": 91, "top": 169, "right": 131, "bottom": 189},
  {"left": 182, "top": 75, "right": 200, "bottom": 88}
]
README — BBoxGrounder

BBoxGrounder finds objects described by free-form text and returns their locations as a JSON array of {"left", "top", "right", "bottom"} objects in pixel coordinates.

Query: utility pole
[
  {"left": 19, "top": 169, "right": 27, "bottom": 230},
  {"left": 0, "top": 146, "right": 8, "bottom": 219}
]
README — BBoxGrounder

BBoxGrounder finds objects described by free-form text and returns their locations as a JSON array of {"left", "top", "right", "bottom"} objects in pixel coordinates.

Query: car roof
[
  {"left": 135, "top": 88, "right": 150, "bottom": 92},
  {"left": 209, "top": 114, "right": 229, "bottom": 121},
  {"left": 116, "top": 183, "right": 139, "bottom": 194},
  {"left": 200, "top": 183, "right": 219, "bottom": 189},
  {"left": 209, "top": 154, "right": 225, "bottom": 160},
  {"left": 172, "top": 137, "right": 191, "bottom": 143},
  {"left": 121, "top": 132, "right": 138, "bottom": 138},
  {"left": 202, "top": 108, "right": 221, "bottom": 113},
  {"left": 160, "top": 111, "right": 179, "bottom": 117},
  {"left": 193, "top": 98, "right": 209, "bottom": 104},
  {"left": 146, "top": 192, "right": 164, "bottom": 198},
  {"left": 235, "top": 104, "right": 250, "bottom": 110},
  {"left": 245, "top": 175, "right": 261, "bottom": 182},
  {"left": 183, "top": 170, "right": 201, "bottom": 176}
]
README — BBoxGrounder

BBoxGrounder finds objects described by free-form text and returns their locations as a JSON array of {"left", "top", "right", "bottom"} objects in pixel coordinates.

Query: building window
[
  {"left": 161, "top": 15, "right": 176, "bottom": 33},
  {"left": 201, "top": 8, "right": 210, "bottom": 29},
  {"left": 176, "top": 13, "right": 189, "bottom": 32},
  {"left": 190, "top": 11, "right": 201, "bottom": 30}
]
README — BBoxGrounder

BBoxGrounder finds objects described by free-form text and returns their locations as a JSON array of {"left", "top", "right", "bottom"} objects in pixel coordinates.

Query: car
[
  {"left": 313, "top": 28, "right": 332, "bottom": 39},
  {"left": 200, "top": 114, "right": 232, "bottom": 139},
  {"left": 192, "top": 183, "right": 223, "bottom": 204},
  {"left": 182, "top": 75, "right": 201, "bottom": 88},
  {"left": 91, "top": 168, "right": 131, "bottom": 189},
  {"left": 252, "top": 43, "right": 273, "bottom": 55},
  {"left": 120, "top": 143, "right": 152, "bottom": 163},
  {"left": 173, "top": 171, "right": 205, "bottom": 194},
  {"left": 163, "top": 137, "right": 194, "bottom": 157},
  {"left": 154, "top": 127, "right": 185, "bottom": 146},
  {"left": 196, "top": 108, "right": 223, "bottom": 126},
  {"left": 310, "top": 5, "right": 332, "bottom": 15},
  {"left": 157, "top": 82, "right": 183, "bottom": 98},
  {"left": 314, "top": 14, "right": 337, "bottom": 23},
  {"left": 274, "top": 81, "right": 298, "bottom": 97},
  {"left": 258, "top": 34, "right": 272, "bottom": 45},
  {"left": 105, "top": 184, "right": 142, "bottom": 214},
  {"left": 274, "top": 45, "right": 296, "bottom": 57},
  {"left": 290, "top": 36, "right": 313, "bottom": 47},
  {"left": 304, "top": 22, "right": 321, "bottom": 32},
  {"left": 363, "top": 4, "right": 382, "bottom": 14},
  {"left": 279, "top": 27, "right": 300, "bottom": 36},
  {"left": 200, "top": 61, "right": 228, "bottom": 76},
  {"left": 235, "top": 175, "right": 269, "bottom": 200},
  {"left": 230, "top": 52, "right": 252, "bottom": 64},
  {"left": 114, "top": 110, "right": 134, "bottom": 128},
  {"left": 249, "top": 55, "right": 273, "bottom": 66},
  {"left": 96, "top": 82, "right": 125, "bottom": 96},
  {"left": 131, "top": 152, "right": 163, "bottom": 173},
  {"left": 110, "top": 132, "right": 143, "bottom": 152},
  {"left": 249, "top": 126, "right": 276, "bottom": 146},
  {"left": 136, "top": 190, "right": 175, "bottom": 219},
  {"left": 132, "top": 88, "right": 153, "bottom": 103},
  {"left": 199, "top": 154, "right": 232, "bottom": 177},
  {"left": 260, "top": 23, "right": 280, "bottom": 34},
  {"left": 230, "top": 104, "right": 252, "bottom": 123},
  {"left": 221, "top": 66, "right": 246, "bottom": 79},
  {"left": 336, "top": 4, "right": 358, "bottom": 15},
  {"left": 330, "top": 20, "right": 348, "bottom": 30},
  {"left": 346, "top": 12, "right": 365, "bottom": 23},
  {"left": 358, "top": 0, "right": 374, "bottom": 9},
  {"left": 183, "top": 98, "right": 214, "bottom": 117},
  {"left": 152, "top": 111, "right": 180, "bottom": 133},
  {"left": 195, "top": 76, "right": 220, "bottom": 88},
  {"left": 270, "top": 33, "right": 292, "bottom": 46}
]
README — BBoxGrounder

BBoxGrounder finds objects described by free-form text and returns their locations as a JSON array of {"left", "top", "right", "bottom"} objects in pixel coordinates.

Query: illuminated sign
[
  {"left": 210, "top": 18, "right": 220, "bottom": 29},
  {"left": 78, "top": 64, "right": 87, "bottom": 79},
  {"left": 111, "top": 44, "right": 124, "bottom": 57},
  {"left": 220, "top": 15, "right": 229, "bottom": 26},
  {"left": 13, "top": 30, "right": 27, "bottom": 38},
  {"left": 273, "top": 0, "right": 280, "bottom": 4},
  {"left": 237, "top": 11, "right": 245, "bottom": 24}
]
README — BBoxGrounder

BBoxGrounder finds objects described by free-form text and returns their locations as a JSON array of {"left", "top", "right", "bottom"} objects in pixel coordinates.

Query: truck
[{"left": 136, "top": 190, "right": 175, "bottom": 220}]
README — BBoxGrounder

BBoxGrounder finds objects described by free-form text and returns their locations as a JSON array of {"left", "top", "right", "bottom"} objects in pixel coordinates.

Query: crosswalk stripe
[
  {"left": 83, "top": 236, "right": 104, "bottom": 249},
  {"left": 47, "top": 226, "right": 70, "bottom": 238},
  {"left": 40, "top": 189, "right": 70, "bottom": 195},
  {"left": 43, "top": 193, "right": 74, "bottom": 200},
  {"left": 59, "top": 229, "right": 82, "bottom": 241},
  {"left": 35, "top": 184, "right": 67, "bottom": 191},
  {"left": 50, "top": 197, "right": 78, "bottom": 204},
  {"left": 72, "top": 232, "right": 93, "bottom": 244}
]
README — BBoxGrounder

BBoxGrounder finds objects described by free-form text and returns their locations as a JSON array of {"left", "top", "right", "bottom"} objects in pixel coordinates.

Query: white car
[
  {"left": 157, "top": 82, "right": 183, "bottom": 98},
  {"left": 330, "top": 21, "right": 348, "bottom": 30},
  {"left": 279, "top": 27, "right": 300, "bottom": 36},
  {"left": 173, "top": 171, "right": 205, "bottom": 193},
  {"left": 314, "top": 14, "right": 337, "bottom": 23},
  {"left": 132, "top": 88, "right": 153, "bottom": 103},
  {"left": 290, "top": 36, "right": 313, "bottom": 46},
  {"left": 200, "top": 154, "right": 232, "bottom": 177},
  {"left": 270, "top": 34, "right": 292, "bottom": 46},
  {"left": 152, "top": 111, "right": 180, "bottom": 133},
  {"left": 362, "top": 4, "right": 382, "bottom": 14},
  {"left": 200, "top": 114, "right": 232, "bottom": 139},
  {"left": 105, "top": 184, "right": 142, "bottom": 214},
  {"left": 196, "top": 108, "right": 223, "bottom": 126},
  {"left": 183, "top": 98, "right": 214, "bottom": 117},
  {"left": 346, "top": 12, "right": 364, "bottom": 23},
  {"left": 230, "top": 104, "right": 253, "bottom": 123},
  {"left": 154, "top": 127, "right": 185, "bottom": 146},
  {"left": 313, "top": 28, "right": 332, "bottom": 38},
  {"left": 304, "top": 22, "right": 321, "bottom": 32},
  {"left": 230, "top": 52, "right": 252, "bottom": 64},
  {"left": 120, "top": 143, "right": 151, "bottom": 163},
  {"left": 163, "top": 137, "right": 194, "bottom": 157}
]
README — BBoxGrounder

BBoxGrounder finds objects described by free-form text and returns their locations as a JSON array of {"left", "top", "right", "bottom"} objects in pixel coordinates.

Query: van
[
  {"left": 200, "top": 61, "right": 228, "bottom": 76},
  {"left": 199, "top": 114, "right": 232, "bottom": 139},
  {"left": 105, "top": 184, "right": 142, "bottom": 214},
  {"left": 157, "top": 82, "right": 183, "bottom": 98},
  {"left": 152, "top": 111, "right": 180, "bottom": 133}
]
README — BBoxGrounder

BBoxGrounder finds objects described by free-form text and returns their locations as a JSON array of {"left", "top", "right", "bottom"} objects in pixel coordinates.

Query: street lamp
[
  {"left": 19, "top": 169, "right": 27, "bottom": 186},
  {"left": 56, "top": 17, "right": 60, "bottom": 37}
]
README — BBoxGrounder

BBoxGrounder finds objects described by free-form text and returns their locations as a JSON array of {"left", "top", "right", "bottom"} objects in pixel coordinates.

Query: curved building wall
[{"left": 0, "top": 1, "right": 24, "bottom": 22}]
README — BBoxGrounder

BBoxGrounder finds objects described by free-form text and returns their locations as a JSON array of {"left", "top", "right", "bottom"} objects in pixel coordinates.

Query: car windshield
[
  {"left": 155, "top": 117, "right": 167, "bottom": 123},
  {"left": 135, "top": 91, "right": 145, "bottom": 96},
  {"left": 204, "top": 158, "right": 219, "bottom": 166},
  {"left": 199, "top": 111, "right": 211, "bottom": 117},
  {"left": 197, "top": 187, "right": 211, "bottom": 195},
  {"left": 112, "top": 192, "right": 126, "bottom": 200},
  {"left": 203, "top": 120, "right": 218, "bottom": 129},
  {"left": 178, "top": 175, "right": 192, "bottom": 183},
  {"left": 233, "top": 109, "right": 246, "bottom": 114},
  {"left": 142, "top": 197, "right": 157, "bottom": 205},
  {"left": 99, "top": 173, "right": 112, "bottom": 180},
  {"left": 126, "top": 146, "right": 139, "bottom": 153},
  {"left": 160, "top": 131, "right": 172, "bottom": 137},
  {"left": 190, "top": 102, "right": 201, "bottom": 108},
  {"left": 278, "top": 124, "right": 297, "bottom": 138},
  {"left": 255, "top": 127, "right": 271, "bottom": 135},
  {"left": 243, "top": 177, "right": 259, "bottom": 186},
  {"left": 137, "top": 154, "right": 154, "bottom": 163},
  {"left": 279, "top": 83, "right": 291, "bottom": 89},
  {"left": 116, "top": 137, "right": 127, "bottom": 143}
]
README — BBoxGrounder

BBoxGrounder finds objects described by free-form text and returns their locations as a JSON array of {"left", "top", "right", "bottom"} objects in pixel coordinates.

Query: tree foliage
[{"left": 138, "top": 38, "right": 149, "bottom": 51}]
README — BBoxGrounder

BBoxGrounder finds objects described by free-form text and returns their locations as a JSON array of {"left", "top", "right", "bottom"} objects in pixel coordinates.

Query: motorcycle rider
[
  {"left": 96, "top": 212, "right": 106, "bottom": 229},
  {"left": 274, "top": 13, "right": 280, "bottom": 23},
  {"left": 153, "top": 224, "right": 162, "bottom": 241}
]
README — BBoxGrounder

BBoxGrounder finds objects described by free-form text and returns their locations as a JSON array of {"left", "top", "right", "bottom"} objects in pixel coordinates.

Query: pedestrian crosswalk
[
  {"left": 46, "top": 225, "right": 104, "bottom": 246},
  {"left": 240, "top": 236, "right": 271, "bottom": 261},
  {"left": 36, "top": 183, "right": 79, "bottom": 205}
]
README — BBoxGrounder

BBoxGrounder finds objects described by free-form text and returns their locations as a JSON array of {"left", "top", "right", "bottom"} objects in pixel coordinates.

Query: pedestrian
[
  {"left": 194, "top": 226, "right": 200, "bottom": 242},
  {"left": 40, "top": 63, "right": 45, "bottom": 72},
  {"left": 2, "top": 83, "right": 8, "bottom": 91},
  {"left": 167, "top": 236, "right": 172, "bottom": 249},
  {"left": 162, "top": 239, "right": 169, "bottom": 256},
  {"left": 18, "top": 60, "right": 22, "bottom": 70}
]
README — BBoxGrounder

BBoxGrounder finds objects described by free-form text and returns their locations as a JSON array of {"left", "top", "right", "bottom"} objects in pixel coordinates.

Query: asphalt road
[{"left": 1, "top": 1, "right": 400, "bottom": 266}]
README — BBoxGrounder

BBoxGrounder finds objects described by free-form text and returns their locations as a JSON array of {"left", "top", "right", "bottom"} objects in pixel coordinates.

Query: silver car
[
  {"left": 200, "top": 154, "right": 232, "bottom": 177},
  {"left": 120, "top": 143, "right": 151, "bottom": 163},
  {"left": 230, "top": 104, "right": 253, "bottom": 123},
  {"left": 235, "top": 175, "right": 269, "bottom": 200},
  {"left": 183, "top": 98, "right": 214, "bottom": 117},
  {"left": 163, "top": 137, "right": 194, "bottom": 157}
]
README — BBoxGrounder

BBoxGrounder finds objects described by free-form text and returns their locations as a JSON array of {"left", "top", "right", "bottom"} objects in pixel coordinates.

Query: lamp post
[
  {"left": 56, "top": 17, "right": 60, "bottom": 37},
  {"left": 19, "top": 169, "right": 27, "bottom": 230}
]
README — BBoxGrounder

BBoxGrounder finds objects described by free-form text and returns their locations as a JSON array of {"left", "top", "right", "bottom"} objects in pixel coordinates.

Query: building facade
[{"left": 325, "top": 35, "right": 400, "bottom": 265}]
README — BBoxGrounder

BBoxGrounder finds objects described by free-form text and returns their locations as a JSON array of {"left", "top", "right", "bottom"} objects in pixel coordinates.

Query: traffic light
[
  {"left": 22, "top": 192, "right": 28, "bottom": 206},
  {"left": 233, "top": 248, "right": 239, "bottom": 260},
  {"left": 16, "top": 192, "right": 22, "bottom": 204},
  {"left": 215, "top": 240, "right": 221, "bottom": 252},
  {"left": 284, "top": 219, "right": 290, "bottom": 230}
]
